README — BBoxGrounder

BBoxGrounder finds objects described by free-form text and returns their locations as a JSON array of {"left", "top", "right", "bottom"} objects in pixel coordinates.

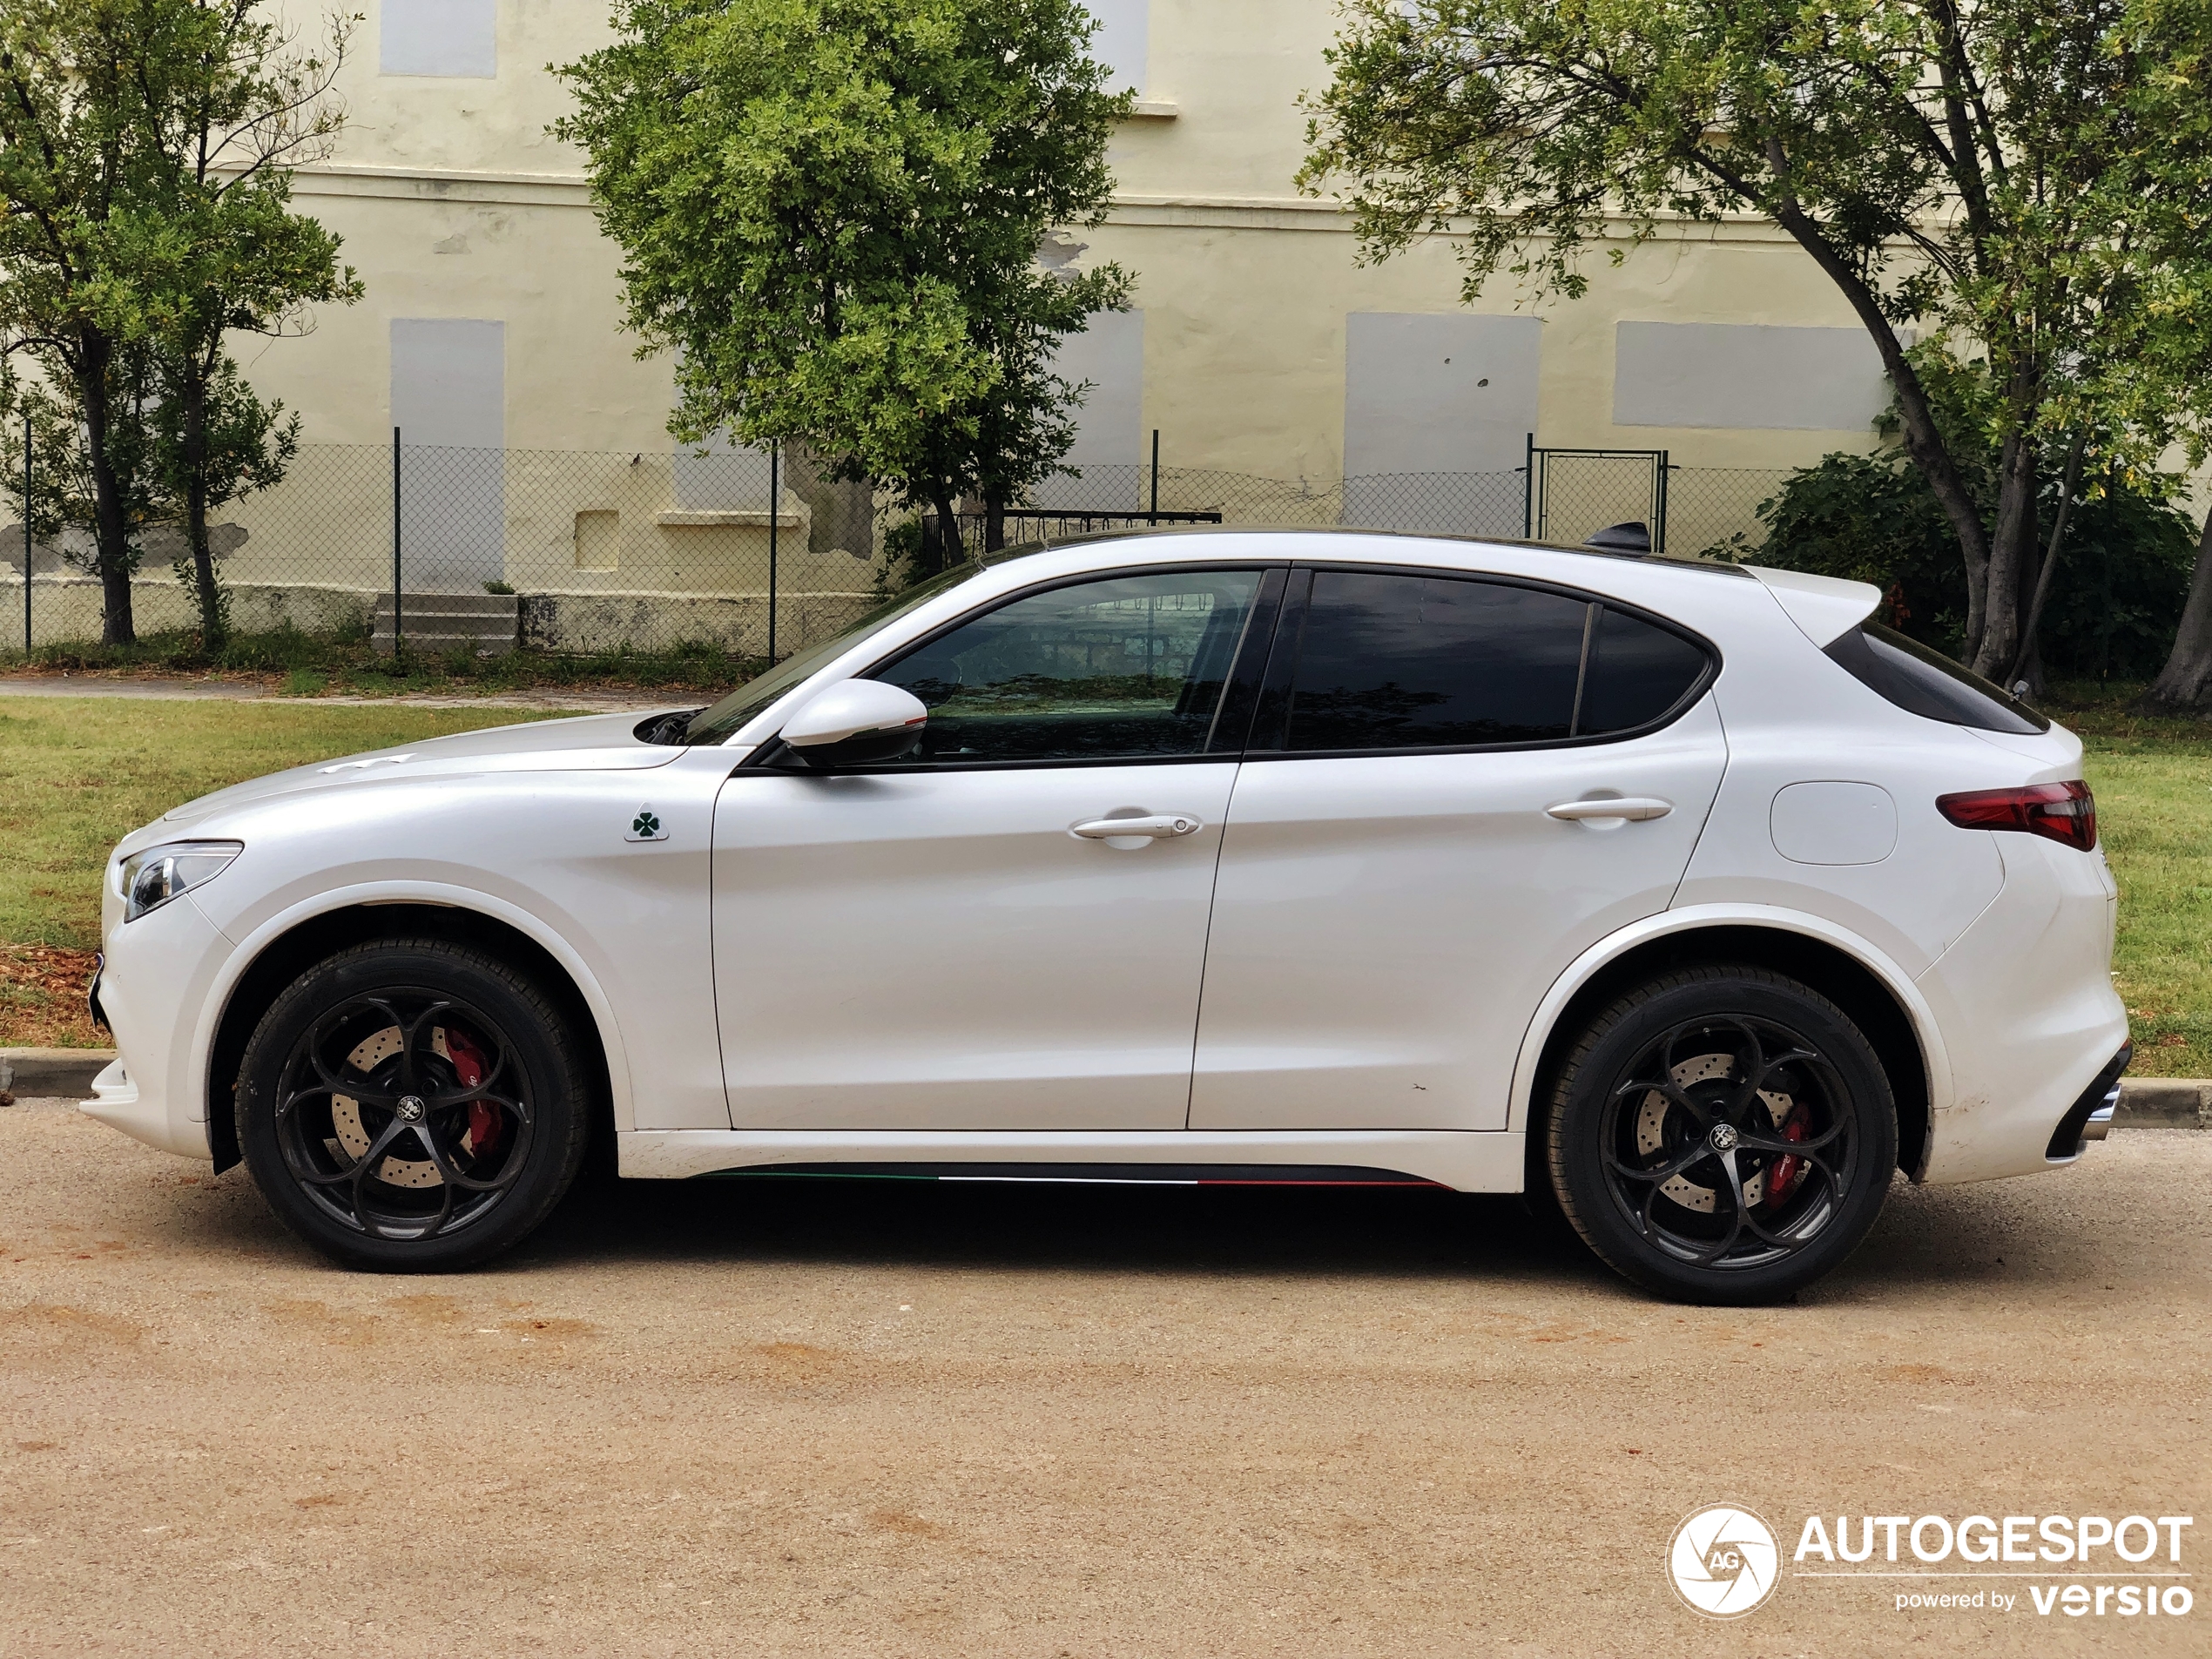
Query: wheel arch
[
  {"left": 1509, "top": 909, "right": 1945, "bottom": 1185},
  {"left": 201, "top": 896, "right": 623, "bottom": 1176}
]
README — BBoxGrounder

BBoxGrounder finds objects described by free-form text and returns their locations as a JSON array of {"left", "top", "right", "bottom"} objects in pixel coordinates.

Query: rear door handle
[
  {"left": 1071, "top": 814, "right": 1203, "bottom": 840},
  {"left": 1546, "top": 797, "right": 1673, "bottom": 822}
]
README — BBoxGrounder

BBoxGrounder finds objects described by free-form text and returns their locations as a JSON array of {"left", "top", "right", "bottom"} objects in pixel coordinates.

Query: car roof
[{"left": 989, "top": 523, "right": 1756, "bottom": 578}]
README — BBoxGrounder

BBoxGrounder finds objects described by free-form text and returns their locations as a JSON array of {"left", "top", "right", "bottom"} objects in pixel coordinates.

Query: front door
[
  {"left": 713, "top": 564, "right": 1282, "bottom": 1131},
  {"left": 1190, "top": 566, "right": 1729, "bottom": 1132}
]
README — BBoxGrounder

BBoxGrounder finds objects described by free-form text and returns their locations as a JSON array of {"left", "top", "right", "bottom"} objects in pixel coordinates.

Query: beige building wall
[
  {"left": 108, "top": 0, "right": 1904, "bottom": 641},
  {"left": 248, "top": 1, "right": 1892, "bottom": 473}
]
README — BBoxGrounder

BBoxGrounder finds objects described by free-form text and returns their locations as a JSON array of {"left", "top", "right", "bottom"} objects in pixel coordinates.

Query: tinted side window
[
  {"left": 1578, "top": 607, "right": 1712, "bottom": 734},
  {"left": 867, "top": 569, "right": 1267, "bottom": 764},
  {"left": 1824, "top": 621, "right": 2049, "bottom": 735},
  {"left": 1283, "top": 572, "right": 1588, "bottom": 751}
]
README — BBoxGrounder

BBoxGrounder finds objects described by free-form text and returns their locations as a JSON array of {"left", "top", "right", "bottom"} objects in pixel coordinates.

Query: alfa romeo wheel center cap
[
  {"left": 396, "top": 1096, "right": 427, "bottom": 1123},
  {"left": 1708, "top": 1122, "right": 1739, "bottom": 1152}
]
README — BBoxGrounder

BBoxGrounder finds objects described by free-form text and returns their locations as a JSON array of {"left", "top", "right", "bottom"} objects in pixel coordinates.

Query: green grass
[
  {"left": 0, "top": 623, "right": 766, "bottom": 698},
  {"left": 0, "top": 698, "right": 573, "bottom": 955},
  {"left": 1, "top": 685, "right": 2206, "bottom": 1076},
  {"left": 2049, "top": 684, "right": 2212, "bottom": 1079}
]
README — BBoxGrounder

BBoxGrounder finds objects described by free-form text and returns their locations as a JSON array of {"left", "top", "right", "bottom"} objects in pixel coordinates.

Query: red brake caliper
[
  {"left": 1764, "top": 1103, "right": 1811, "bottom": 1207},
  {"left": 444, "top": 1027, "right": 500, "bottom": 1163}
]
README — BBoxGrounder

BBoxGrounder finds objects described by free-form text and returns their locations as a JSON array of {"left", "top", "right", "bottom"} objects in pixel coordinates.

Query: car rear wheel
[
  {"left": 1544, "top": 965, "right": 1897, "bottom": 1305},
  {"left": 234, "top": 939, "right": 590, "bottom": 1271}
]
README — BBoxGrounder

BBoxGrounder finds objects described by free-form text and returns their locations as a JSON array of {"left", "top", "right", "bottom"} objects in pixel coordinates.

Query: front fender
[{"left": 193, "top": 880, "right": 637, "bottom": 1135}]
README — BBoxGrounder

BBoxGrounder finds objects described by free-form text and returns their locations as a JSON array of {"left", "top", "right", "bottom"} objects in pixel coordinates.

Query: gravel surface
[{"left": 3, "top": 1097, "right": 2207, "bottom": 1656}]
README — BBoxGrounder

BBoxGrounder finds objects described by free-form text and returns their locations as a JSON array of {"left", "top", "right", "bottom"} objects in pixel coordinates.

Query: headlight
[{"left": 119, "top": 841, "right": 242, "bottom": 922}]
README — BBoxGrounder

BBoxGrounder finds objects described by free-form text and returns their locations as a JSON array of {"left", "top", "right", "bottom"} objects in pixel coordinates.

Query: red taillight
[{"left": 1936, "top": 780, "right": 2097, "bottom": 851}]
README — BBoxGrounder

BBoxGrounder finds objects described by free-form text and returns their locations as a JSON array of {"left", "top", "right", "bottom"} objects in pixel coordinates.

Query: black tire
[
  {"left": 1544, "top": 965, "right": 1896, "bottom": 1305},
  {"left": 234, "top": 938, "right": 591, "bottom": 1271}
]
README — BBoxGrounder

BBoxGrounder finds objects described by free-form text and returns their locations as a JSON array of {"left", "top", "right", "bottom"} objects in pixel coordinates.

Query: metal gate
[{"left": 1522, "top": 442, "right": 1671, "bottom": 555}]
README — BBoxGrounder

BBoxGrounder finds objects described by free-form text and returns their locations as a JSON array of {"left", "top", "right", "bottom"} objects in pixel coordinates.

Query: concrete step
[{"left": 373, "top": 592, "right": 518, "bottom": 656}]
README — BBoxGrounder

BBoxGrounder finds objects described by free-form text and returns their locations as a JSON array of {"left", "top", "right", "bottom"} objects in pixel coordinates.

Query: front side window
[
  {"left": 863, "top": 569, "right": 1270, "bottom": 765},
  {"left": 1270, "top": 570, "right": 1714, "bottom": 753}
]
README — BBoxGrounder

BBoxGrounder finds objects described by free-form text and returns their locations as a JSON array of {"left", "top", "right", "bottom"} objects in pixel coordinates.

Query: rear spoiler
[{"left": 1743, "top": 565, "right": 1883, "bottom": 648}]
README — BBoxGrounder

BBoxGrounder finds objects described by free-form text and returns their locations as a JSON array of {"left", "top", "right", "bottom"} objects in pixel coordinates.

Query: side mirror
[{"left": 779, "top": 680, "right": 928, "bottom": 767}]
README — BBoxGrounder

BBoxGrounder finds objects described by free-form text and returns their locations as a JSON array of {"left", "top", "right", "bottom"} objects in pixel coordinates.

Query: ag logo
[
  {"left": 1669, "top": 1503, "right": 1779, "bottom": 1619},
  {"left": 625, "top": 806, "right": 667, "bottom": 843}
]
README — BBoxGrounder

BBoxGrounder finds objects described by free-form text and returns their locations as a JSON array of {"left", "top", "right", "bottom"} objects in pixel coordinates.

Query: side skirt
[{"left": 618, "top": 1129, "right": 1526, "bottom": 1193}]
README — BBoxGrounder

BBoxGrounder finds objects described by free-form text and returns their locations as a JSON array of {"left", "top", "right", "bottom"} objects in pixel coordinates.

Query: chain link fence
[{"left": 3, "top": 443, "right": 1795, "bottom": 658}]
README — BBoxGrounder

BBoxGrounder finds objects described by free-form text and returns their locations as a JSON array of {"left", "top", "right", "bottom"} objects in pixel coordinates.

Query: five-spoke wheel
[
  {"left": 236, "top": 940, "right": 590, "bottom": 1271},
  {"left": 1546, "top": 966, "right": 1896, "bottom": 1303}
]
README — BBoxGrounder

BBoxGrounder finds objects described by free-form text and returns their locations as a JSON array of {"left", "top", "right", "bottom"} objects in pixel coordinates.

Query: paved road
[{"left": 3, "top": 1098, "right": 2207, "bottom": 1656}]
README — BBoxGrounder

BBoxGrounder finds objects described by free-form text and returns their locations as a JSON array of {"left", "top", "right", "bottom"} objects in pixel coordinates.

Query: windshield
[{"left": 682, "top": 564, "right": 984, "bottom": 745}]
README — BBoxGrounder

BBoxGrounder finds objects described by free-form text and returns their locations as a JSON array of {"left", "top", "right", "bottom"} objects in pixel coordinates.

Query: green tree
[
  {"left": 0, "top": 0, "right": 165, "bottom": 642},
  {"left": 555, "top": 0, "right": 1133, "bottom": 581},
  {"left": 0, "top": 0, "right": 357, "bottom": 646},
  {"left": 126, "top": 1, "right": 361, "bottom": 648},
  {"left": 1300, "top": 0, "right": 2212, "bottom": 690}
]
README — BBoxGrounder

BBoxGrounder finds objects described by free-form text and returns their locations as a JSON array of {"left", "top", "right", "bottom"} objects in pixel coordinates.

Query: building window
[
  {"left": 1083, "top": 1, "right": 1148, "bottom": 95},
  {"left": 381, "top": 0, "right": 496, "bottom": 79},
  {"left": 1342, "top": 312, "right": 1541, "bottom": 534},
  {"left": 1035, "top": 310, "right": 1145, "bottom": 510},
  {"left": 392, "top": 319, "right": 505, "bottom": 589},
  {"left": 575, "top": 511, "right": 618, "bottom": 573},
  {"left": 1612, "top": 322, "right": 1886, "bottom": 431}
]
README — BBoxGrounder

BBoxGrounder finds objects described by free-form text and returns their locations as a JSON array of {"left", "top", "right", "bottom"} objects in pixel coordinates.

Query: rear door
[{"left": 1190, "top": 565, "right": 1728, "bottom": 1131}]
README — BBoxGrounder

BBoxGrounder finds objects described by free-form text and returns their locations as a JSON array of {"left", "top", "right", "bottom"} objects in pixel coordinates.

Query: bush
[{"left": 1732, "top": 453, "right": 2197, "bottom": 679}]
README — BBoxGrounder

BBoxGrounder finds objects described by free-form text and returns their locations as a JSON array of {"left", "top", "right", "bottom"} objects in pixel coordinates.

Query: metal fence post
[
  {"left": 1150, "top": 429, "right": 1161, "bottom": 526},
  {"left": 1521, "top": 432, "right": 1534, "bottom": 540},
  {"left": 766, "top": 442, "right": 779, "bottom": 662},
  {"left": 1655, "top": 448, "right": 1671, "bottom": 557},
  {"left": 22, "top": 418, "right": 30, "bottom": 652},
  {"left": 390, "top": 426, "right": 403, "bottom": 658}
]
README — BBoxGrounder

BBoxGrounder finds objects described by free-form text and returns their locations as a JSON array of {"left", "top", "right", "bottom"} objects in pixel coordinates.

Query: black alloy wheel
[
  {"left": 235, "top": 940, "right": 590, "bottom": 1271},
  {"left": 1545, "top": 966, "right": 1897, "bottom": 1304}
]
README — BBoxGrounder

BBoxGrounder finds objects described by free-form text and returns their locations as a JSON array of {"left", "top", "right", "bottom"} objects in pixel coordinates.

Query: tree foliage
[
  {"left": 1301, "top": 0, "right": 2212, "bottom": 692},
  {"left": 556, "top": 0, "right": 1134, "bottom": 573},
  {"left": 0, "top": 0, "right": 357, "bottom": 645}
]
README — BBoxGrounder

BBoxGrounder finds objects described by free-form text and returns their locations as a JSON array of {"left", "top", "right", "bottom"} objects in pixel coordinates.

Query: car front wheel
[
  {"left": 1545, "top": 965, "right": 1897, "bottom": 1305},
  {"left": 234, "top": 939, "right": 590, "bottom": 1271}
]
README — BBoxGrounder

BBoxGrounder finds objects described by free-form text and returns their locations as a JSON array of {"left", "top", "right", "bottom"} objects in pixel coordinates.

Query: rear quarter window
[{"left": 1824, "top": 621, "right": 2049, "bottom": 735}]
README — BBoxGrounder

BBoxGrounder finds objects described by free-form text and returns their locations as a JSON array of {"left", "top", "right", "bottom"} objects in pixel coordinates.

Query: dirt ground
[{"left": 3, "top": 1099, "right": 2207, "bottom": 1657}]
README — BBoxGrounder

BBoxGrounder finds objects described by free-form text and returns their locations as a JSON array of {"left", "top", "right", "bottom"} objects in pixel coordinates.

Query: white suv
[{"left": 84, "top": 531, "right": 2130, "bottom": 1302}]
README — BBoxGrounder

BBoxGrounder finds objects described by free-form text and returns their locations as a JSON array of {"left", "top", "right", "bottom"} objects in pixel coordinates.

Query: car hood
[{"left": 154, "top": 708, "right": 693, "bottom": 829}]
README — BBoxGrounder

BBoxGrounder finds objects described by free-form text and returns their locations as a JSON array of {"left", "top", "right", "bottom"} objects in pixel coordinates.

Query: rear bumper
[
  {"left": 2047, "top": 1044, "right": 2131, "bottom": 1161},
  {"left": 1917, "top": 835, "right": 2129, "bottom": 1184}
]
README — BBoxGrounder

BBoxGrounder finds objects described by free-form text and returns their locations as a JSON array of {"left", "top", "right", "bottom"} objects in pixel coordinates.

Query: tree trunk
[
  {"left": 1973, "top": 435, "right": 2039, "bottom": 682},
  {"left": 925, "top": 488, "right": 961, "bottom": 577},
  {"left": 2141, "top": 507, "right": 2212, "bottom": 714},
  {"left": 181, "top": 374, "right": 223, "bottom": 649},
  {"left": 78, "top": 335, "right": 135, "bottom": 647},
  {"left": 1764, "top": 189, "right": 1993, "bottom": 650},
  {"left": 984, "top": 496, "right": 1006, "bottom": 554},
  {"left": 2009, "top": 429, "right": 2088, "bottom": 691}
]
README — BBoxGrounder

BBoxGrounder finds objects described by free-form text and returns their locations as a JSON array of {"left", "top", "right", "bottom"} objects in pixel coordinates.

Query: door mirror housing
[{"left": 778, "top": 680, "right": 928, "bottom": 767}]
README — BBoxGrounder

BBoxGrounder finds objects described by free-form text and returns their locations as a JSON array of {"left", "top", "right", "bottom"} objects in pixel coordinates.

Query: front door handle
[
  {"left": 1070, "top": 814, "right": 1203, "bottom": 840},
  {"left": 1546, "top": 797, "right": 1674, "bottom": 822}
]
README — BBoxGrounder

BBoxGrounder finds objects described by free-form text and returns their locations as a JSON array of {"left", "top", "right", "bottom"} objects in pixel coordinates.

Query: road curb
[
  {"left": 2116, "top": 1078, "right": 2212, "bottom": 1130},
  {"left": 2, "top": 1047, "right": 2209, "bottom": 1129},
  {"left": 0, "top": 1047, "right": 114, "bottom": 1099}
]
